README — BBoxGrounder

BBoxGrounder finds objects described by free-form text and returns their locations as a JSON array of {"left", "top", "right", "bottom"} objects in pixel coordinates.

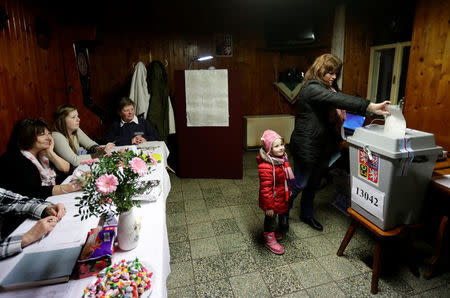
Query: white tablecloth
[{"left": 0, "top": 142, "right": 171, "bottom": 298}]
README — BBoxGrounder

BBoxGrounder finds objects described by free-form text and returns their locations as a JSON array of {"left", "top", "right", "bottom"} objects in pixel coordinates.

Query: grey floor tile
[
  {"left": 168, "top": 285, "right": 197, "bottom": 298},
  {"left": 182, "top": 190, "right": 203, "bottom": 201},
  {"left": 168, "top": 225, "right": 188, "bottom": 243},
  {"left": 185, "top": 209, "right": 210, "bottom": 225},
  {"left": 317, "top": 254, "right": 361, "bottom": 280},
  {"left": 195, "top": 278, "right": 234, "bottom": 298},
  {"left": 261, "top": 264, "right": 304, "bottom": 296},
  {"left": 282, "top": 239, "right": 315, "bottom": 263},
  {"left": 192, "top": 255, "right": 230, "bottom": 283},
  {"left": 229, "top": 204, "right": 257, "bottom": 218},
  {"left": 167, "top": 212, "right": 186, "bottom": 227},
  {"left": 204, "top": 194, "right": 228, "bottom": 209},
  {"left": 230, "top": 272, "right": 271, "bottom": 297},
  {"left": 290, "top": 221, "right": 324, "bottom": 239},
  {"left": 187, "top": 222, "right": 215, "bottom": 240},
  {"left": 184, "top": 198, "right": 207, "bottom": 212},
  {"left": 167, "top": 201, "right": 185, "bottom": 214},
  {"left": 198, "top": 179, "right": 219, "bottom": 190},
  {"left": 224, "top": 193, "right": 245, "bottom": 206},
  {"left": 306, "top": 282, "right": 346, "bottom": 297},
  {"left": 212, "top": 218, "right": 241, "bottom": 236},
  {"left": 216, "top": 232, "right": 248, "bottom": 253},
  {"left": 170, "top": 241, "right": 192, "bottom": 263},
  {"left": 222, "top": 250, "right": 259, "bottom": 276},
  {"left": 208, "top": 206, "right": 234, "bottom": 220},
  {"left": 399, "top": 266, "right": 450, "bottom": 294},
  {"left": 167, "top": 261, "right": 194, "bottom": 289},
  {"left": 278, "top": 290, "right": 310, "bottom": 298},
  {"left": 190, "top": 236, "right": 220, "bottom": 259},
  {"left": 343, "top": 247, "right": 373, "bottom": 274},
  {"left": 336, "top": 272, "right": 399, "bottom": 297},
  {"left": 411, "top": 283, "right": 450, "bottom": 297},
  {"left": 290, "top": 259, "right": 333, "bottom": 289},
  {"left": 167, "top": 191, "right": 184, "bottom": 202},
  {"left": 301, "top": 235, "right": 337, "bottom": 257},
  {"left": 249, "top": 245, "right": 287, "bottom": 269}
]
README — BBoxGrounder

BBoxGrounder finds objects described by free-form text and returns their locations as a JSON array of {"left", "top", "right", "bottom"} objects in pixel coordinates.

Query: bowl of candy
[{"left": 83, "top": 258, "right": 153, "bottom": 297}]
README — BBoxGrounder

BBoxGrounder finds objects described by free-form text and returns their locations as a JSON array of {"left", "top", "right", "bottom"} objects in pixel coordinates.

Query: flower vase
[{"left": 117, "top": 208, "right": 141, "bottom": 251}]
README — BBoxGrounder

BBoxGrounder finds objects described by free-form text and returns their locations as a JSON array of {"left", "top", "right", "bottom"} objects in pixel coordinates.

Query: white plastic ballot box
[{"left": 347, "top": 124, "right": 442, "bottom": 230}]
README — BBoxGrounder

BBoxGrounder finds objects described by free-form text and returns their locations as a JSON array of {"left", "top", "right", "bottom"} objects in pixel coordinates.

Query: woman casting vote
[
  {"left": 0, "top": 118, "right": 82, "bottom": 199},
  {"left": 52, "top": 104, "right": 115, "bottom": 166},
  {"left": 289, "top": 53, "right": 391, "bottom": 231}
]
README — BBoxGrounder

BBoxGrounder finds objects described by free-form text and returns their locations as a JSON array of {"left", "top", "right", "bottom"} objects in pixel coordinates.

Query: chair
[{"left": 337, "top": 207, "right": 420, "bottom": 294}]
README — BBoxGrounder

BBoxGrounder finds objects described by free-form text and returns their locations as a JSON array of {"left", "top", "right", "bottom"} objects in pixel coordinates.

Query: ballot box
[{"left": 347, "top": 124, "right": 442, "bottom": 230}]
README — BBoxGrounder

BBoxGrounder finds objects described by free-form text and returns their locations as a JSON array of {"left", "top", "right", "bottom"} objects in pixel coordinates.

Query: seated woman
[
  {"left": 0, "top": 118, "right": 82, "bottom": 199},
  {"left": 52, "top": 104, "right": 115, "bottom": 166},
  {"left": 106, "top": 97, "right": 160, "bottom": 146}
]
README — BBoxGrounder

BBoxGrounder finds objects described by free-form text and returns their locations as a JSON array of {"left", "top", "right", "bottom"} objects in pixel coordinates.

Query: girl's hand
[{"left": 265, "top": 209, "right": 274, "bottom": 216}]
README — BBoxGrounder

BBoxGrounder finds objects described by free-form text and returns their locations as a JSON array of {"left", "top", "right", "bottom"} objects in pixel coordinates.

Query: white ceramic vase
[{"left": 117, "top": 208, "right": 141, "bottom": 251}]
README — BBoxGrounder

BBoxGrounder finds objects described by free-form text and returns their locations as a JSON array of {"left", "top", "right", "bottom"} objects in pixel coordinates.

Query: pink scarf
[
  {"left": 21, "top": 150, "right": 56, "bottom": 186},
  {"left": 269, "top": 154, "right": 295, "bottom": 202}
]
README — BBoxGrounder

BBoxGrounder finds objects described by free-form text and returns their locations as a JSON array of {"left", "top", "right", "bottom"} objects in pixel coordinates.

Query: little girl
[{"left": 257, "top": 130, "right": 295, "bottom": 255}]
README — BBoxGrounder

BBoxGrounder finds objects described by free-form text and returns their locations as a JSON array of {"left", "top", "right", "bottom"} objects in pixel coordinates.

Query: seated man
[
  {"left": 0, "top": 187, "right": 65, "bottom": 259},
  {"left": 106, "top": 97, "right": 160, "bottom": 146}
]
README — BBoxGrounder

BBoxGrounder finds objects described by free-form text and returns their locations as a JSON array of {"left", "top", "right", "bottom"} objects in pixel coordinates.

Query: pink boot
[{"left": 264, "top": 232, "right": 284, "bottom": 255}]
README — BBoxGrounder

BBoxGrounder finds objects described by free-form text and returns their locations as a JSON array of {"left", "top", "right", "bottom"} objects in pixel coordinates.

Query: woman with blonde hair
[
  {"left": 289, "top": 53, "right": 391, "bottom": 231},
  {"left": 52, "top": 104, "right": 115, "bottom": 166}
]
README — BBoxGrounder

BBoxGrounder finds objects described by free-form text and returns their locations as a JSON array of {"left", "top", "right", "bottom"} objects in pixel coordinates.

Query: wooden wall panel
[
  {"left": 87, "top": 28, "right": 329, "bottom": 130},
  {"left": 341, "top": 4, "right": 372, "bottom": 97},
  {"left": 0, "top": 0, "right": 67, "bottom": 153},
  {"left": 404, "top": 0, "right": 450, "bottom": 150}
]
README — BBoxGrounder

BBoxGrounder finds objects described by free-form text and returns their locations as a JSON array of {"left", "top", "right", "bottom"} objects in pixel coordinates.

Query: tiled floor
[{"left": 166, "top": 151, "right": 450, "bottom": 297}]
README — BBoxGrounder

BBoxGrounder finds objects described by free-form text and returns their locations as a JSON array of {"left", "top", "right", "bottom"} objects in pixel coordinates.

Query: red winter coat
[{"left": 257, "top": 149, "right": 289, "bottom": 214}]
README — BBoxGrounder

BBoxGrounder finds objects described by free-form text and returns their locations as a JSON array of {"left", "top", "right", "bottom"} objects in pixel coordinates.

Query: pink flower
[
  {"left": 81, "top": 158, "right": 100, "bottom": 165},
  {"left": 129, "top": 157, "right": 148, "bottom": 176},
  {"left": 95, "top": 174, "right": 119, "bottom": 195}
]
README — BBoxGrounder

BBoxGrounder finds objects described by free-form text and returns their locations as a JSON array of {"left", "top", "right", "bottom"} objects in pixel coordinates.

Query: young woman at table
[
  {"left": 52, "top": 104, "right": 115, "bottom": 166},
  {"left": 106, "top": 97, "right": 160, "bottom": 146},
  {"left": 0, "top": 118, "right": 82, "bottom": 199}
]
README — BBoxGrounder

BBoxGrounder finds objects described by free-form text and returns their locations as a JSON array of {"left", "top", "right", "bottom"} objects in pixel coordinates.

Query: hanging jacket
[
  {"left": 146, "top": 61, "right": 170, "bottom": 142},
  {"left": 257, "top": 148, "right": 290, "bottom": 214}
]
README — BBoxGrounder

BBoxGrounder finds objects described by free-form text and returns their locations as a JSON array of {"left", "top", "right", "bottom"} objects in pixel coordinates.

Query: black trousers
[{"left": 264, "top": 213, "right": 289, "bottom": 232}]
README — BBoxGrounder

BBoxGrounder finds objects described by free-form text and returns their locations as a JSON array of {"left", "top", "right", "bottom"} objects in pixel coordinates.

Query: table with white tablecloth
[{"left": 0, "top": 141, "right": 171, "bottom": 298}]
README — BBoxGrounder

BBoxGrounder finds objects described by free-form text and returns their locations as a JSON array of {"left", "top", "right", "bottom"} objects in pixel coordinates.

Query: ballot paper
[{"left": 384, "top": 105, "right": 406, "bottom": 138}]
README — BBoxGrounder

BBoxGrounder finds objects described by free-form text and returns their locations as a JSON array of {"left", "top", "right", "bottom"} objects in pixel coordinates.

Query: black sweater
[
  {"left": 0, "top": 150, "right": 71, "bottom": 199},
  {"left": 106, "top": 117, "right": 160, "bottom": 146},
  {"left": 289, "top": 80, "right": 370, "bottom": 165}
]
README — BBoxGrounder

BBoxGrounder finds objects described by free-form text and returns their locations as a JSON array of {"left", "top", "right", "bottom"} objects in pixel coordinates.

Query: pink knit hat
[{"left": 261, "top": 129, "right": 282, "bottom": 153}]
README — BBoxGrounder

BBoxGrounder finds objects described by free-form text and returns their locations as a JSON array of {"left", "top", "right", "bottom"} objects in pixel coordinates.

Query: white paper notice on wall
[
  {"left": 351, "top": 176, "right": 385, "bottom": 221},
  {"left": 184, "top": 69, "right": 229, "bottom": 127}
]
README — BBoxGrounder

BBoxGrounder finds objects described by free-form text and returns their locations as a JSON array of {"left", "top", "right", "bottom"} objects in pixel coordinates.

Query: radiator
[{"left": 243, "top": 115, "right": 295, "bottom": 149}]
